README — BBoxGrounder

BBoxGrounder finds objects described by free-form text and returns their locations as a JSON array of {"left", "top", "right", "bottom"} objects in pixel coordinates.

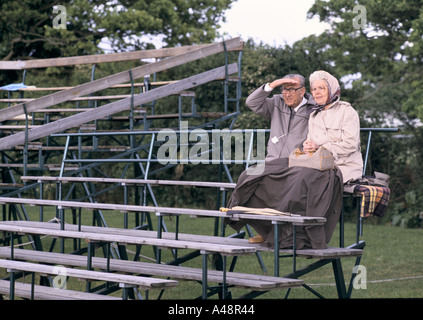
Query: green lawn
[
  {"left": 1, "top": 206, "right": 423, "bottom": 299},
  {"left": 158, "top": 214, "right": 423, "bottom": 299}
]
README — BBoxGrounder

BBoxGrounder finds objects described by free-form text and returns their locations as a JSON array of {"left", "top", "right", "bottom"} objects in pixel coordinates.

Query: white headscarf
[{"left": 309, "top": 70, "right": 341, "bottom": 107}]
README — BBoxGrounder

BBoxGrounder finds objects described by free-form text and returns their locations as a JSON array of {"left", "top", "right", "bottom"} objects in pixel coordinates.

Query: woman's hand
[{"left": 303, "top": 140, "right": 318, "bottom": 153}]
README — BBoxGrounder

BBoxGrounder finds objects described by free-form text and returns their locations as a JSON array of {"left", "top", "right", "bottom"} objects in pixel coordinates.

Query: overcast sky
[
  {"left": 98, "top": 0, "right": 330, "bottom": 51},
  {"left": 219, "top": 0, "right": 330, "bottom": 47}
]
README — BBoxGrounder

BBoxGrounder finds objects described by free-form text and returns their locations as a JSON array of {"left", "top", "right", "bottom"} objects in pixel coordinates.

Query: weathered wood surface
[
  {"left": 0, "top": 279, "right": 121, "bottom": 300},
  {"left": 0, "top": 247, "right": 303, "bottom": 291},
  {"left": 0, "top": 37, "right": 242, "bottom": 123},
  {"left": 0, "top": 221, "right": 362, "bottom": 259},
  {"left": 227, "top": 212, "right": 326, "bottom": 226},
  {"left": 0, "top": 196, "right": 229, "bottom": 217},
  {"left": 0, "top": 63, "right": 238, "bottom": 150},
  {"left": 0, "top": 221, "right": 256, "bottom": 256},
  {"left": 0, "top": 259, "right": 177, "bottom": 290},
  {"left": 12, "top": 80, "right": 177, "bottom": 91},
  {"left": 0, "top": 41, "right": 242, "bottom": 70},
  {"left": 0, "top": 95, "right": 134, "bottom": 102},
  {"left": 21, "top": 175, "right": 236, "bottom": 189},
  {"left": 0, "top": 196, "right": 326, "bottom": 225}
]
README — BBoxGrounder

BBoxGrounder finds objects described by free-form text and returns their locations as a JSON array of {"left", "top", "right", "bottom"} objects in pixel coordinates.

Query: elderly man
[
  {"left": 246, "top": 74, "right": 316, "bottom": 160},
  {"left": 226, "top": 74, "right": 321, "bottom": 244}
]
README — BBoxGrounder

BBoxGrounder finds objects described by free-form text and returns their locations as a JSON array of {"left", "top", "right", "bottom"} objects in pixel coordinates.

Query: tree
[
  {"left": 0, "top": 0, "right": 235, "bottom": 61},
  {"left": 307, "top": 0, "right": 423, "bottom": 122},
  {"left": 306, "top": 0, "right": 423, "bottom": 227},
  {"left": 0, "top": 0, "right": 235, "bottom": 85}
]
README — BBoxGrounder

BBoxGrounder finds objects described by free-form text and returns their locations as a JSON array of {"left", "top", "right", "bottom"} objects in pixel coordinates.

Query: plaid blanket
[{"left": 353, "top": 185, "right": 391, "bottom": 218}]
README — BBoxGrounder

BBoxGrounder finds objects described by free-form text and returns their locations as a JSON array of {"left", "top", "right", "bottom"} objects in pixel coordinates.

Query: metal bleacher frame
[{"left": 0, "top": 37, "right": 399, "bottom": 300}]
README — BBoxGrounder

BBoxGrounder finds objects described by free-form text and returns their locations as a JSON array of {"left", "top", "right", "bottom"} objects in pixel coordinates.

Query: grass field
[
  {"left": 157, "top": 214, "right": 423, "bottom": 299},
  {"left": 1, "top": 206, "right": 423, "bottom": 300}
]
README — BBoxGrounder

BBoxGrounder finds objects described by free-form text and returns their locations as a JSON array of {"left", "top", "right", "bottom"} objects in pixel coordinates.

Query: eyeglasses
[{"left": 281, "top": 86, "right": 304, "bottom": 94}]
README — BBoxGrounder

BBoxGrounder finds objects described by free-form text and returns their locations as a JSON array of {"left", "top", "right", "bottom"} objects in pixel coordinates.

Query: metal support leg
[
  {"left": 339, "top": 206, "right": 345, "bottom": 248},
  {"left": 202, "top": 251, "right": 208, "bottom": 299},
  {"left": 31, "top": 272, "right": 35, "bottom": 300},
  {"left": 86, "top": 241, "right": 94, "bottom": 292},
  {"left": 332, "top": 258, "right": 347, "bottom": 299},
  {"left": 273, "top": 222, "right": 280, "bottom": 277},
  {"left": 245, "top": 225, "right": 267, "bottom": 274},
  {"left": 9, "top": 232, "right": 15, "bottom": 300},
  {"left": 9, "top": 269, "right": 15, "bottom": 300},
  {"left": 120, "top": 284, "right": 135, "bottom": 300},
  {"left": 59, "top": 207, "right": 65, "bottom": 253},
  {"left": 122, "top": 285, "right": 128, "bottom": 300},
  {"left": 347, "top": 255, "right": 363, "bottom": 298},
  {"left": 292, "top": 225, "right": 297, "bottom": 274},
  {"left": 123, "top": 184, "right": 128, "bottom": 229},
  {"left": 222, "top": 255, "right": 227, "bottom": 300},
  {"left": 201, "top": 251, "right": 229, "bottom": 300},
  {"left": 156, "top": 216, "right": 163, "bottom": 263}
]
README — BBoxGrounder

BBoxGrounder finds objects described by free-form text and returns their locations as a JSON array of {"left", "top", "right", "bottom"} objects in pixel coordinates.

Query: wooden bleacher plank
[
  {"left": 0, "top": 164, "right": 78, "bottom": 171},
  {"left": 0, "top": 247, "right": 302, "bottom": 291},
  {"left": 0, "top": 37, "right": 242, "bottom": 123},
  {"left": 0, "top": 259, "right": 177, "bottom": 290},
  {"left": 0, "top": 164, "right": 41, "bottom": 168},
  {"left": 0, "top": 196, "right": 326, "bottom": 225},
  {"left": 0, "top": 221, "right": 256, "bottom": 256},
  {"left": 0, "top": 219, "right": 300, "bottom": 298},
  {"left": 5, "top": 81, "right": 177, "bottom": 92},
  {"left": 0, "top": 63, "right": 238, "bottom": 151},
  {"left": 0, "top": 279, "right": 120, "bottom": 300},
  {"left": 0, "top": 91, "right": 194, "bottom": 103},
  {"left": 15, "top": 146, "right": 130, "bottom": 152},
  {"left": 0, "top": 95, "right": 132, "bottom": 103},
  {"left": 277, "top": 246, "right": 363, "bottom": 258},
  {"left": 0, "top": 221, "right": 362, "bottom": 260},
  {"left": 21, "top": 175, "right": 236, "bottom": 189},
  {"left": 0, "top": 125, "right": 40, "bottom": 129},
  {"left": 0, "top": 43, "right": 239, "bottom": 70}
]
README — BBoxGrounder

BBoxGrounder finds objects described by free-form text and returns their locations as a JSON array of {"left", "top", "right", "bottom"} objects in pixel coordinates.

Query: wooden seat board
[
  {"left": 0, "top": 248, "right": 302, "bottom": 290},
  {"left": 0, "top": 259, "right": 177, "bottom": 289},
  {"left": 0, "top": 279, "right": 121, "bottom": 300}
]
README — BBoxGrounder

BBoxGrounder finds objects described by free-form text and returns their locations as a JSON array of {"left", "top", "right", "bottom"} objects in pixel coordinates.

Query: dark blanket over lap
[{"left": 226, "top": 158, "right": 343, "bottom": 249}]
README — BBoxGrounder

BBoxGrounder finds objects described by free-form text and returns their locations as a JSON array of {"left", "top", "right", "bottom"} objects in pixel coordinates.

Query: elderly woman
[
  {"left": 226, "top": 71, "right": 362, "bottom": 250},
  {"left": 303, "top": 70, "right": 363, "bottom": 184}
]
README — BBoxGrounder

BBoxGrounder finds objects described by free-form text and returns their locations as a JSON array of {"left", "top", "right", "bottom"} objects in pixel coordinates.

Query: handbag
[{"left": 288, "top": 146, "right": 334, "bottom": 171}]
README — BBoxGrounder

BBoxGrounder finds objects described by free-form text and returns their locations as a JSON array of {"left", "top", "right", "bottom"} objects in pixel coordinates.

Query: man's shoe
[{"left": 248, "top": 235, "right": 265, "bottom": 244}]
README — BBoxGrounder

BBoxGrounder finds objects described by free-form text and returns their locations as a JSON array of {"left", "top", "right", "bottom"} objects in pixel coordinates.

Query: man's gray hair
[{"left": 282, "top": 74, "right": 305, "bottom": 87}]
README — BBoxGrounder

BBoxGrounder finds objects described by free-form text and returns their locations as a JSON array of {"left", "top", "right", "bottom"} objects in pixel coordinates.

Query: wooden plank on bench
[
  {"left": 21, "top": 175, "right": 236, "bottom": 189},
  {"left": 0, "top": 221, "right": 362, "bottom": 260},
  {"left": 278, "top": 247, "right": 363, "bottom": 258},
  {"left": 0, "top": 248, "right": 303, "bottom": 291},
  {"left": 0, "top": 196, "right": 229, "bottom": 217},
  {"left": 0, "top": 38, "right": 242, "bottom": 123},
  {"left": 0, "top": 259, "right": 177, "bottom": 290},
  {"left": 0, "top": 43, "right": 239, "bottom": 70},
  {"left": 0, "top": 95, "right": 134, "bottom": 103},
  {"left": 0, "top": 279, "right": 120, "bottom": 300},
  {"left": 228, "top": 212, "right": 326, "bottom": 226},
  {"left": 47, "top": 222, "right": 362, "bottom": 260},
  {"left": 0, "top": 221, "right": 256, "bottom": 256},
  {"left": 0, "top": 63, "right": 239, "bottom": 150},
  {"left": 0, "top": 197, "right": 325, "bottom": 226}
]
